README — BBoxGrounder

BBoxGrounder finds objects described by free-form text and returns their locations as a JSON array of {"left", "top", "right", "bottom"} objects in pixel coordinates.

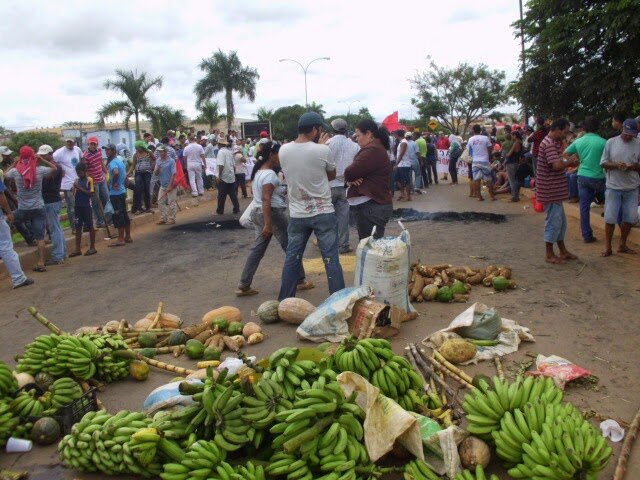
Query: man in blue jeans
[
  {"left": 564, "top": 117, "right": 607, "bottom": 243},
  {"left": 38, "top": 144, "right": 67, "bottom": 265},
  {"left": 0, "top": 181, "right": 33, "bottom": 288},
  {"left": 278, "top": 112, "right": 345, "bottom": 300}
]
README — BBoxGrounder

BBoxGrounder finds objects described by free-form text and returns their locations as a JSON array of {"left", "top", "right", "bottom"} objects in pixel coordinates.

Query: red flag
[
  {"left": 173, "top": 159, "right": 189, "bottom": 189},
  {"left": 382, "top": 111, "right": 400, "bottom": 131}
]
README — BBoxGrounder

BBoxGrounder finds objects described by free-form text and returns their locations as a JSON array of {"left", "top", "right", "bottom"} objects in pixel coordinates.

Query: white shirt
[
  {"left": 327, "top": 134, "right": 360, "bottom": 187},
  {"left": 468, "top": 135, "right": 492, "bottom": 164},
  {"left": 216, "top": 148, "right": 236, "bottom": 184},
  {"left": 183, "top": 143, "right": 205, "bottom": 165},
  {"left": 279, "top": 141, "right": 335, "bottom": 218},
  {"left": 397, "top": 139, "right": 412, "bottom": 167},
  {"left": 52, "top": 145, "right": 82, "bottom": 190}
]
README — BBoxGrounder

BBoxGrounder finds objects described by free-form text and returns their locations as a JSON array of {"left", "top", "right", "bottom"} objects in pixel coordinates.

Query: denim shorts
[
  {"left": 604, "top": 188, "right": 639, "bottom": 225},
  {"left": 14, "top": 208, "right": 46, "bottom": 240},
  {"left": 543, "top": 202, "right": 567, "bottom": 243}
]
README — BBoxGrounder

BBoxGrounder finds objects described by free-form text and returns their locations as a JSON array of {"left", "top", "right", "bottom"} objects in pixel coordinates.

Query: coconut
[
  {"left": 439, "top": 339, "right": 477, "bottom": 364},
  {"left": 459, "top": 436, "right": 491, "bottom": 469}
]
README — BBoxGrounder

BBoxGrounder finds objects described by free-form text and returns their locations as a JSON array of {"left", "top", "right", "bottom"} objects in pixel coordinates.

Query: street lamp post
[
  {"left": 339, "top": 99, "right": 360, "bottom": 131},
  {"left": 279, "top": 57, "right": 331, "bottom": 107}
]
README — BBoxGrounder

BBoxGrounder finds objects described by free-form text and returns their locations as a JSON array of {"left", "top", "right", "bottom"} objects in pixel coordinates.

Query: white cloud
[{"left": 0, "top": 0, "right": 522, "bottom": 131}]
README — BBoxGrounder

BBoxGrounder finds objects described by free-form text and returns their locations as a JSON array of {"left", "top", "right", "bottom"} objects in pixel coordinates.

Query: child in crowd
[{"left": 69, "top": 163, "right": 97, "bottom": 257}]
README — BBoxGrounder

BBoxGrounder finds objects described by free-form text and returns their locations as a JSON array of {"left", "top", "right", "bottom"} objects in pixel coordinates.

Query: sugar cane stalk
[
  {"left": 133, "top": 346, "right": 176, "bottom": 355},
  {"left": 432, "top": 350, "right": 474, "bottom": 385},
  {"left": 27, "top": 307, "right": 65, "bottom": 335},
  {"left": 426, "top": 353, "right": 474, "bottom": 390},
  {"left": 113, "top": 349, "right": 195, "bottom": 375},
  {"left": 404, "top": 347, "right": 429, "bottom": 394},
  {"left": 494, "top": 356, "right": 505, "bottom": 382},
  {"left": 613, "top": 405, "right": 640, "bottom": 480},
  {"left": 148, "top": 301, "right": 164, "bottom": 330}
]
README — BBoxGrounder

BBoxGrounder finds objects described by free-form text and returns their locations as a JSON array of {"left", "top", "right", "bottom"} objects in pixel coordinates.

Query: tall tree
[
  {"left": 194, "top": 101, "right": 226, "bottom": 129},
  {"left": 194, "top": 50, "right": 259, "bottom": 132},
  {"left": 145, "top": 105, "right": 186, "bottom": 139},
  {"left": 270, "top": 104, "right": 307, "bottom": 140},
  {"left": 97, "top": 69, "right": 163, "bottom": 137},
  {"left": 255, "top": 107, "right": 274, "bottom": 122},
  {"left": 327, "top": 106, "right": 374, "bottom": 133},
  {"left": 306, "top": 101, "right": 326, "bottom": 116},
  {"left": 411, "top": 60, "right": 508, "bottom": 135},
  {"left": 512, "top": 0, "right": 640, "bottom": 120}
]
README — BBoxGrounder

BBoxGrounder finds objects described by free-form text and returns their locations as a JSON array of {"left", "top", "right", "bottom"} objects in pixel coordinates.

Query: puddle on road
[
  {"left": 391, "top": 208, "right": 507, "bottom": 224},
  {"left": 168, "top": 219, "right": 243, "bottom": 233}
]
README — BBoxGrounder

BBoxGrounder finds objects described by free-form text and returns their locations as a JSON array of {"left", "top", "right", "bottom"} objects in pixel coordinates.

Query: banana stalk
[
  {"left": 27, "top": 306, "right": 65, "bottom": 334},
  {"left": 432, "top": 351, "right": 474, "bottom": 385}
]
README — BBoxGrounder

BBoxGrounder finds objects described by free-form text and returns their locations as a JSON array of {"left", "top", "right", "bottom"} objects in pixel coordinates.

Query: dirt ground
[{"left": 1, "top": 183, "right": 639, "bottom": 479}]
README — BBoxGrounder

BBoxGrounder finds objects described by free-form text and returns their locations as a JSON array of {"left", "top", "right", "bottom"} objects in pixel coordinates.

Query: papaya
[
  {"left": 211, "top": 317, "right": 229, "bottom": 332},
  {"left": 451, "top": 280, "right": 468, "bottom": 295},
  {"left": 129, "top": 360, "right": 150, "bottom": 381},
  {"left": 227, "top": 322, "right": 243, "bottom": 336},
  {"left": 436, "top": 286, "right": 453, "bottom": 302}
]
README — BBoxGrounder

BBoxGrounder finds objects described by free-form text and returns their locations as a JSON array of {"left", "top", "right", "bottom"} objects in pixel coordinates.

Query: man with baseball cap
[
  {"left": 277, "top": 112, "right": 345, "bottom": 300},
  {"left": 600, "top": 118, "right": 640, "bottom": 257},
  {"left": 327, "top": 118, "right": 359, "bottom": 253},
  {"left": 82, "top": 137, "right": 109, "bottom": 228},
  {"left": 53, "top": 138, "right": 82, "bottom": 230},
  {"left": 39, "top": 145, "right": 66, "bottom": 265}
]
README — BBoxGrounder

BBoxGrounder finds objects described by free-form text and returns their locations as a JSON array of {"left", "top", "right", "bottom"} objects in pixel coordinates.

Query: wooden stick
[
  {"left": 438, "top": 371, "right": 447, "bottom": 405},
  {"left": 148, "top": 301, "right": 164, "bottom": 330},
  {"left": 432, "top": 350, "right": 474, "bottom": 385},
  {"left": 613, "top": 405, "right": 640, "bottom": 480},
  {"left": 27, "top": 307, "right": 65, "bottom": 335},
  {"left": 494, "top": 356, "right": 506, "bottom": 382}
]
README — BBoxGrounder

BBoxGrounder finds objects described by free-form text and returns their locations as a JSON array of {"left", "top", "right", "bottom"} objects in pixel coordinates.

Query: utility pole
[{"left": 519, "top": 0, "right": 528, "bottom": 126}]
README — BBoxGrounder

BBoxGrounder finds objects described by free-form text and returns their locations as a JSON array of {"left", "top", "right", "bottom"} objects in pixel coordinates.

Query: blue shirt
[
  {"left": 108, "top": 156, "right": 127, "bottom": 196},
  {"left": 156, "top": 157, "right": 176, "bottom": 188},
  {"left": 74, "top": 177, "right": 94, "bottom": 207}
]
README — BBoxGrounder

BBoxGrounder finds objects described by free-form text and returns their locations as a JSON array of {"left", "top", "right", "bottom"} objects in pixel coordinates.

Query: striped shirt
[
  {"left": 536, "top": 135, "right": 568, "bottom": 204},
  {"left": 82, "top": 149, "right": 105, "bottom": 182},
  {"left": 134, "top": 152, "right": 153, "bottom": 172}
]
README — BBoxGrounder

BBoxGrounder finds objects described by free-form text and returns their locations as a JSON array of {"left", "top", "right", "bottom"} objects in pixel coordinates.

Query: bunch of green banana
[
  {"left": 404, "top": 458, "right": 440, "bottom": 480},
  {"left": 49, "top": 377, "right": 84, "bottom": 409},
  {"left": 242, "top": 376, "right": 293, "bottom": 444},
  {"left": 0, "top": 361, "right": 18, "bottom": 399},
  {"left": 463, "top": 375, "right": 563, "bottom": 440},
  {"left": 16, "top": 334, "right": 64, "bottom": 376},
  {"left": 454, "top": 464, "right": 499, "bottom": 480},
  {"left": 493, "top": 401, "right": 580, "bottom": 466},
  {"left": 208, "top": 384, "right": 253, "bottom": 452},
  {"left": 84, "top": 334, "right": 131, "bottom": 382},
  {"left": 234, "top": 460, "right": 267, "bottom": 480},
  {"left": 12, "top": 420, "right": 33, "bottom": 439},
  {"left": 262, "top": 347, "right": 321, "bottom": 400},
  {"left": 508, "top": 406, "right": 613, "bottom": 480},
  {"left": 53, "top": 336, "right": 99, "bottom": 380},
  {"left": 151, "top": 404, "right": 200, "bottom": 443},
  {"left": 9, "top": 389, "right": 48, "bottom": 417},
  {"left": 59, "top": 409, "right": 112, "bottom": 473},
  {"left": 160, "top": 439, "right": 226, "bottom": 480},
  {"left": 0, "top": 401, "right": 19, "bottom": 447}
]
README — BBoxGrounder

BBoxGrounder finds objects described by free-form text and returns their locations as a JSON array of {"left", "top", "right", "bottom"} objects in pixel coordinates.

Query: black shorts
[
  {"left": 74, "top": 206, "right": 93, "bottom": 231},
  {"left": 110, "top": 194, "right": 130, "bottom": 228}
]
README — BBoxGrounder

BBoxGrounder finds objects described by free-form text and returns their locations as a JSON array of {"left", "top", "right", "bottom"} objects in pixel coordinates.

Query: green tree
[
  {"left": 194, "top": 101, "right": 226, "bottom": 130},
  {"left": 0, "top": 126, "right": 16, "bottom": 137},
  {"left": 97, "top": 69, "right": 163, "bottom": 137},
  {"left": 488, "top": 111, "right": 505, "bottom": 122},
  {"left": 5, "top": 131, "right": 64, "bottom": 153},
  {"left": 411, "top": 60, "right": 508, "bottom": 135},
  {"left": 270, "top": 104, "right": 307, "bottom": 140},
  {"left": 327, "top": 106, "right": 374, "bottom": 133},
  {"left": 511, "top": 0, "right": 640, "bottom": 120},
  {"left": 194, "top": 50, "right": 259, "bottom": 133},
  {"left": 145, "top": 105, "right": 186, "bottom": 139},
  {"left": 306, "top": 101, "right": 326, "bottom": 116},
  {"left": 255, "top": 107, "right": 274, "bottom": 122}
]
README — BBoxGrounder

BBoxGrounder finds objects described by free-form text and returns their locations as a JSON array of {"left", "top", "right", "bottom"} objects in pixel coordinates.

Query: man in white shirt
[
  {"left": 278, "top": 112, "right": 345, "bottom": 300},
  {"left": 327, "top": 118, "right": 359, "bottom": 253},
  {"left": 183, "top": 134, "right": 205, "bottom": 197},
  {"left": 52, "top": 138, "right": 82, "bottom": 228},
  {"left": 215, "top": 137, "right": 240, "bottom": 214},
  {"left": 467, "top": 124, "right": 495, "bottom": 200}
]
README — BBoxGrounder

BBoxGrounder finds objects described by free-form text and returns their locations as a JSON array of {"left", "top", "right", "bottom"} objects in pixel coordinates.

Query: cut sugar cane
[
  {"left": 27, "top": 307, "right": 65, "bottom": 335},
  {"left": 494, "top": 356, "right": 505, "bottom": 382},
  {"left": 426, "top": 351, "right": 474, "bottom": 389},
  {"left": 613, "top": 404, "right": 640, "bottom": 480},
  {"left": 433, "top": 350, "right": 474, "bottom": 385},
  {"left": 113, "top": 349, "right": 195, "bottom": 375},
  {"left": 148, "top": 301, "right": 164, "bottom": 330}
]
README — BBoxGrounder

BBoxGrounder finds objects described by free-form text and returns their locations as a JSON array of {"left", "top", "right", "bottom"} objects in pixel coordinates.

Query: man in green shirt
[
  {"left": 563, "top": 117, "right": 607, "bottom": 243},
  {"left": 414, "top": 133, "right": 428, "bottom": 189}
]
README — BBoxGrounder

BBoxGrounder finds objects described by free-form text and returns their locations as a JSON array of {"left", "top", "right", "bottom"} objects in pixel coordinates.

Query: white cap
[
  {"left": 37, "top": 144, "right": 53, "bottom": 155},
  {"left": 0, "top": 146, "right": 13, "bottom": 155}
]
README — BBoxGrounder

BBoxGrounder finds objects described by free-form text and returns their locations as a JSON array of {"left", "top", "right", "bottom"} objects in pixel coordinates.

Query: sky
[{"left": 0, "top": 0, "right": 523, "bottom": 131}]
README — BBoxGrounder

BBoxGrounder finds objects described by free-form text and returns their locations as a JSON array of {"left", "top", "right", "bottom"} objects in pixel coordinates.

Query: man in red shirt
[
  {"left": 82, "top": 137, "right": 109, "bottom": 228},
  {"left": 536, "top": 118, "right": 580, "bottom": 264}
]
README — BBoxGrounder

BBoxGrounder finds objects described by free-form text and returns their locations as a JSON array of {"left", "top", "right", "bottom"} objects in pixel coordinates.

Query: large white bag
[
  {"left": 239, "top": 199, "right": 257, "bottom": 229},
  {"left": 353, "top": 223, "right": 415, "bottom": 313}
]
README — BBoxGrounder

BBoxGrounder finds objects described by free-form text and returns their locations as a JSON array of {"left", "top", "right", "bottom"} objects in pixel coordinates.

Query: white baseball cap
[
  {"left": 37, "top": 144, "right": 53, "bottom": 155},
  {"left": 0, "top": 146, "right": 13, "bottom": 155}
]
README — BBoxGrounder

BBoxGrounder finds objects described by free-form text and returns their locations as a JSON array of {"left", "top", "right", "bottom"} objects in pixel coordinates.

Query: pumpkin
[
  {"left": 277, "top": 298, "right": 316, "bottom": 325},
  {"left": 133, "top": 317, "right": 154, "bottom": 330},
  {"left": 144, "top": 311, "right": 183, "bottom": 329},
  {"left": 31, "top": 417, "right": 61, "bottom": 445},
  {"left": 202, "top": 306, "right": 242, "bottom": 325},
  {"left": 257, "top": 300, "right": 280, "bottom": 324},
  {"left": 129, "top": 360, "right": 150, "bottom": 381}
]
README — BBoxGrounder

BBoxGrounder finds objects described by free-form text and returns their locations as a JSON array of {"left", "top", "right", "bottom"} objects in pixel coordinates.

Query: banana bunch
[
  {"left": 508, "top": 406, "right": 613, "bottom": 479},
  {"left": 0, "top": 401, "right": 19, "bottom": 447},
  {"left": 59, "top": 409, "right": 111, "bottom": 473},
  {"left": 49, "top": 377, "right": 84, "bottom": 409},
  {"left": 454, "top": 465, "right": 499, "bottom": 480},
  {"left": 208, "top": 384, "right": 253, "bottom": 452},
  {"left": 0, "top": 361, "right": 18, "bottom": 399},
  {"left": 404, "top": 459, "right": 441, "bottom": 480},
  {"left": 262, "top": 347, "right": 321, "bottom": 399},
  {"left": 234, "top": 460, "right": 267, "bottom": 480},
  {"left": 16, "top": 334, "right": 64, "bottom": 376},
  {"left": 463, "top": 375, "right": 563, "bottom": 440},
  {"left": 127, "top": 427, "right": 163, "bottom": 467},
  {"left": 13, "top": 420, "right": 34, "bottom": 439},
  {"left": 152, "top": 404, "right": 200, "bottom": 442},
  {"left": 242, "top": 376, "right": 294, "bottom": 444},
  {"left": 9, "top": 389, "right": 48, "bottom": 417},
  {"left": 54, "top": 336, "right": 99, "bottom": 380},
  {"left": 84, "top": 334, "right": 131, "bottom": 382},
  {"left": 160, "top": 439, "right": 226, "bottom": 480}
]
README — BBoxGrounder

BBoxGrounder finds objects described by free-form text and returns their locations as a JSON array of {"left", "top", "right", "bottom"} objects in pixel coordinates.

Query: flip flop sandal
[
  {"left": 297, "top": 281, "right": 315, "bottom": 291},
  {"left": 125, "top": 239, "right": 133, "bottom": 243},
  {"left": 32, "top": 265, "right": 47, "bottom": 272},
  {"left": 108, "top": 243, "right": 125, "bottom": 248},
  {"left": 84, "top": 248, "right": 98, "bottom": 255},
  {"left": 235, "top": 288, "right": 259, "bottom": 297},
  {"left": 68, "top": 252, "right": 82, "bottom": 258}
]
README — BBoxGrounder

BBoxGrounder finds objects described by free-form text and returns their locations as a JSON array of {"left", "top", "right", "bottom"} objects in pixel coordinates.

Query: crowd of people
[{"left": 0, "top": 109, "right": 638, "bottom": 290}]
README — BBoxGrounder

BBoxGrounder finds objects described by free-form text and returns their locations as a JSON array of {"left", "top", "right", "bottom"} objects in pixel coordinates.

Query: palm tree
[
  {"left": 145, "top": 105, "right": 186, "bottom": 139},
  {"left": 255, "top": 107, "right": 274, "bottom": 122},
  {"left": 97, "top": 69, "right": 163, "bottom": 137},
  {"left": 307, "top": 101, "right": 326, "bottom": 116},
  {"left": 194, "top": 50, "right": 259, "bottom": 132},
  {"left": 194, "top": 101, "right": 226, "bottom": 130}
]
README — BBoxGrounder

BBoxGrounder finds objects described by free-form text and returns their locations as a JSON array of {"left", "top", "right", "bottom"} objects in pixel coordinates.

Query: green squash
[
  {"left": 31, "top": 417, "right": 61, "bottom": 445},
  {"left": 436, "top": 286, "right": 453, "bottom": 302},
  {"left": 138, "top": 332, "right": 158, "bottom": 348},
  {"left": 185, "top": 339, "right": 205, "bottom": 359}
]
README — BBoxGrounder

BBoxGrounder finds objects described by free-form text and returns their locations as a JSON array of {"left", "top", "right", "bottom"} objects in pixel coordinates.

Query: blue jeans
[
  {"left": 577, "top": 176, "right": 605, "bottom": 241},
  {"left": 0, "top": 215, "right": 27, "bottom": 287},
  {"left": 44, "top": 201, "right": 66, "bottom": 261},
  {"left": 543, "top": 203, "right": 567, "bottom": 243},
  {"left": 92, "top": 180, "right": 110, "bottom": 227},
  {"left": 331, "top": 187, "right": 350, "bottom": 252},
  {"left": 566, "top": 172, "right": 578, "bottom": 199},
  {"left": 604, "top": 188, "right": 639, "bottom": 225},
  {"left": 278, "top": 213, "right": 345, "bottom": 300},
  {"left": 411, "top": 160, "right": 423, "bottom": 189},
  {"left": 63, "top": 190, "right": 74, "bottom": 226}
]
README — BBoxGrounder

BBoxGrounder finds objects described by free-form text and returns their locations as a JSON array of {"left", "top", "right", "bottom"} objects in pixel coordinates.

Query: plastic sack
[
  {"left": 414, "top": 415, "right": 467, "bottom": 478},
  {"left": 218, "top": 356, "right": 257, "bottom": 375},
  {"left": 529, "top": 354, "right": 591, "bottom": 389},
  {"left": 103, "top": 200, "right": 114, "bottom": 215},
  {"left": 454, "top": 303, "right": 502, "bottom": 340},
  {"left": 296, "top": 286, "right": 371, "bottom": 343},
  {"left": 353, "top": 222, "right": 415, "bottom": 313},
  {"left": 142, "top": 380, "right": 199, "bottom": 414},
  {"left": 239, "top": 199, "right": 257, "bottom": 229},
  {"left": 337, "top": 371, "right": 423, "bottom": 462}
]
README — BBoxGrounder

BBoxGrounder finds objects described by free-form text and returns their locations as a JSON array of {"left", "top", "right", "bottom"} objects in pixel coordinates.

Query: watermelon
[
  {"left": 168, "top": 330, "right": 188, "bottom": 346},
  {"left": 257, "top": 300, "right": 280, "bottom": 324},
  {"left": 138, "top": 332, "right": 157, "bottom": 348},
  {"left": 31, "top": 417, "right": 61, "bottom": 445}
]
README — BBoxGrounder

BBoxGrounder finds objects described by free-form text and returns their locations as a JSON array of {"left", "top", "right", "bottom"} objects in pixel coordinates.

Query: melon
[
  {"left": 492, "top": 276, "right": 509, "bottom": 291},
  {"left": 34, "top": 372, "right": 55, "bottom": 391},
  {"left": 278, "top": 298, "right": 316, "bottom": 325},
  {"left": 138, "top": 332, "right": 157, "bottom": 348},
  {"left": 31, "top": 417, "right": 61, "bottom": 445},
  {"left": 129, "top": 360, "right": 150, "bottom": 381},
  {"left": 227, "top": 322, "right": 243, "bottom": 336},
  {"left": 436, "top": 286, "right": 453, "bottom": 303},
  {"left": 168, "top": 330, "right": 188, "bottom": 346},
  {"left": 439, "top": 339, "right": 477, "bottom": 364},
  {"left": 202, "top": 306, "right": 241, "bottom": 325},
  {"left": 257, "top": 300, "right": 280, "bottom": 324},
  {"left": 186, "top": 339, "right": 205, "bottom": 359}
]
